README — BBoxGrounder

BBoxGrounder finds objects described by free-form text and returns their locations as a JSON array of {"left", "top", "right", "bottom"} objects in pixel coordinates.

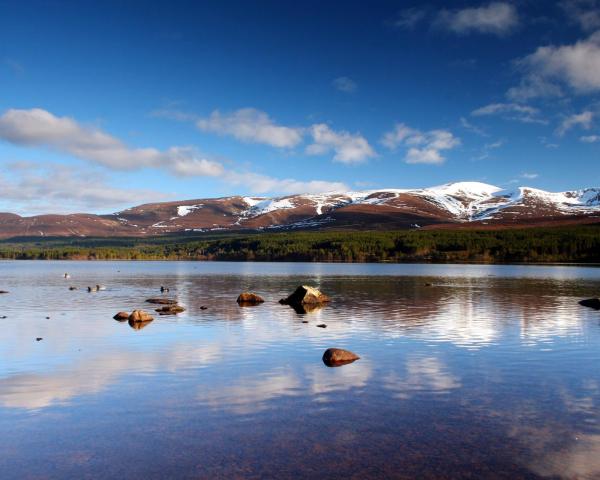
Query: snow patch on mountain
[{"left": 177, "top": 205, "right": 203, "bottom": 216}]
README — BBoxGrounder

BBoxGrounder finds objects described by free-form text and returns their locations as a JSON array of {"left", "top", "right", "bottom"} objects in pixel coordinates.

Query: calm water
[{"left": 1, "top": 261, "right": 600, "bottom": 479}]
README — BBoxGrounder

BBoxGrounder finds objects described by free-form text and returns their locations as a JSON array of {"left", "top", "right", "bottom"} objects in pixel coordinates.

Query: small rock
[
  {"left": 155, "top": 305, "right": 186, "bottom": 315},
  {"left": 280, "top": 285, "right": 330, "bottom": 306},
  {"left": 69, "top": 286, "right": 77, "bottom": 290},
  {"left": 316, "top": 324, "right": 327, "bottom": 328},
  {"left": 36, "top": 337, "right": 43, "bottom": 342},
  {"left": 200, "top": 306, "right": 208, "bottom": 310},
  {"left": 45, "top": 316, "right": 50, "bottom": 319},
  {"left": 0, "top": 290, "right": 8, "bottom": 294},
  {"left": 424, "top": 283, "right": 433, "bottom": 287},
  {"left": 237, "top": 292, "right": 265, "bottom": 305},
  {"left": 128, "top": 310, "right": 154, "bottom": 322},
  {"left": 113, "top": 311, "right": 130, "bottom": 321},
  {"left": 579, "top": 298, "right": 600, "bottom": 310},
  {"left": 0, "top": 315, "right": 6, "bottom": 319},
  {"left": 146, "top": 298, "right": 177, "bottom": 305},
  {"left": 301, "top": 320, "right": 308, "bottom": 323},
  {"left": 322, "top": 348, "right": 360, "bottom": 367}
]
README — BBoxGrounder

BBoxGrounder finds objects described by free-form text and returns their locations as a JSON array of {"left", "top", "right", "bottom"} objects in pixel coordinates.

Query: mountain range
[{"left": 1, "top": 182, "right": 599, "bottom": 239}]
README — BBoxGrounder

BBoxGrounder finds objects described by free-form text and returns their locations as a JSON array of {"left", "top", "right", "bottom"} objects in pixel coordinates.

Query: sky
[{"left": 1, "top": 0, "right": 600, "bottom": 215}]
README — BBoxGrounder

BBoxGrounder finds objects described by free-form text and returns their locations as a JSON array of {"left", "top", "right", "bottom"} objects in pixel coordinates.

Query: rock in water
[
  {"left": 155, "top": 305, "right": 186, "bottom": 315},
  {"left": 113, "top": 311, "right": 130, "bottom": 321},
  {"left": 128, "top": 310, "right": 154, "bottom": 322},
  {"left": 279, "top": 286, "right": 330, "bottom": 306},
  {"left": 579, "top": 298, "right": 600, "bottom": 310},
  {"left": 128, "top": 319, "right": 152, "bottom": 330},
  {"left": 0, "top": 290, "right": 8, "bottom": 294},
  {"left": 69, "top": 286, "right": 77, "bottom": 290},
  {"left": 146, "top": 298, "right": 177, "bottom": 305},
  {"left": 237, "top": 292, "right": 265, "bottom": 305},
  {"left": 322, "top": 348, "right": 360, "bottom": 367}
]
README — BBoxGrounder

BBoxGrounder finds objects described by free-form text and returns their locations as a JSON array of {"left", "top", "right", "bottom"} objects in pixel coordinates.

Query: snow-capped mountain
[{"left": 1, "top": 182, "right": 599, "bottom": 238}]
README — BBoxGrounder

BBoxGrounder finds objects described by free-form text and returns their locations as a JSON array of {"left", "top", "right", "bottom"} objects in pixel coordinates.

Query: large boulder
[
  {"left": 128, "top": 310, "right": 154, "bottom": 322},
  {"left": 113, "top": 311, "right": 130, "bottom": 321},
  {"left": 579, "top": 298, "right": 600, "bottom": 310},
  {"left": 279, "top": 286, "right": 330, "bottom": 306},
  {"left": 146, "top": 298, "right": 177, "bottom": 305},
  {"left": 237, "top": 292, "right": 265, "bottom": 305},
  {"left": 322, "top": 348, "right": 360, "bottom": 367}
]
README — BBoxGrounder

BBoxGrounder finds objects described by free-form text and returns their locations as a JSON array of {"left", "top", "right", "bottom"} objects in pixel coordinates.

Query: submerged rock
[
  {"left": 36, "top": 337, "right": 43, "bottom": 342},
  {"left": 155, "top": 305, "right": 186, "bottom": 315},
  {"left": 0, "top": 290, "right": 8, "bottom": 294},
  {"left": 113, "top": 311, "right": 130, "bottom": 321},
  {"left": 237, "top": 292, "right": 265, "bottom": 305},
  {"left": 322, "top": 348, "right": 360, "bottom": 367},
  {"left": 128, "top": 310, "right": 154, "bottom": 322},
  {"left": 290, "top": 303, "right": 325, "bottom": 315},
  {"left": 279, "top": 286, "right": 330, "bottom": 306},
  {"left": 146, "top": 298, "right": 177, "bottom": 305},
  {"left": 579, "top": 298, "right": 600, "bottom": 310},
  {"left": 316, "top": 324, "right": 327, "bottom": 328}
]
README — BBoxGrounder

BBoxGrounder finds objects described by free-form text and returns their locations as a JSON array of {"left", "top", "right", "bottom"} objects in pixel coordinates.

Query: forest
[{"left": 1, "top": 225, "right": 600, "bottom": 263}]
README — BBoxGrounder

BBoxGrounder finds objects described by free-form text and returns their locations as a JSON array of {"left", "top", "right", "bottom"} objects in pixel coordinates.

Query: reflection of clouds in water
[
  {"left": 0, "top": 343, "right": 222, "bottom": 410},
  {"left": 530, "top": 433, "right": 600, "bottom": 480},
  {"left": 307, "top": 360, "right": 372, "bottom": 397},
  {"left": 519, "top": 296, "right": 585, "bottom": 345},
  {"left": 196, "top": 368, "right": 302, "bottom": 415},
  {"left": 383, "top": 356, "right": 461, "bottom": 399}
]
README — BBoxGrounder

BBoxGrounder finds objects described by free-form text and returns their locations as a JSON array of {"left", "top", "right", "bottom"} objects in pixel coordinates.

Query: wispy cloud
[
  {"left": 196, "top": 108, "right": 303, "bottom": 148},
  {"left": 381, "top": 123, "right": 460, "bottom": 165},
  {"left": 306, "top": 124, "right": 376, "bottom": 164},
  {"left": 556, "top": 111, "right": 594, "bottom": 136},
  {"left": 460, "top": 116, "right": 488, "bottom": 137},
  {"left": 332, "top": 76, "right": 357, "bottom": 93},
  {"left": 521, "top": 172, "right": 539, "bottom": 179},
  {"left": 580, "top": 134, "right": 600, "bottom": 142},
  {"left": 434, "top": 2, "right": 519, "bottom": 36},
  {"left": 392, "top": 7, "right": 428, "bottom": 29},
  {"left": 0, "top": 162, "right": 165, "bottom": 215},
  {"left": 0, "top": 108, "right": 224, "bottom": 176},
  {"left": 0, "top": 108, "right": 348, "bottom": 198},
  {"left": 471, "top": 102, "right": 547, "bottom": 124},
  {"left": 560, "top": 0, "right": 600, "bottom": 32}
]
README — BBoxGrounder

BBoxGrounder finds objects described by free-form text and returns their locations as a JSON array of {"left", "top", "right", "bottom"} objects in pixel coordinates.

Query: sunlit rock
[
  {"left": 128, "top": 310, "right": 154, "bottom": 322},
  {"left": 322, "top": 348, "right": 360, "bottom": 367},
  {"left": 279, "top": 285, "right": 330, "bottom": 306},
  {"left": 145, "top": 298, "right": 177, "bottom": 305},
  {"left": 237, "top": 292, "right": 265, "bottom": 305},
  {"left": 113, "top": 311, "right": 129, "bottom": 321}
]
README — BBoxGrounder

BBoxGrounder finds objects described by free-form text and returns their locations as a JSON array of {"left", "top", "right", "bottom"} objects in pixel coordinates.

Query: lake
[{"left": 1, "top": 261, "right": 600, "bottom": 479}]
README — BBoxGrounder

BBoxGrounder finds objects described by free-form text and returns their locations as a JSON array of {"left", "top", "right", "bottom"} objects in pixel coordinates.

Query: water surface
[{"left": 1, "top": 261, "right": 600, "bottom": 479}]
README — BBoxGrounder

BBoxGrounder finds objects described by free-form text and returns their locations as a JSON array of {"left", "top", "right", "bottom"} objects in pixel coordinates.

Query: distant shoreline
[{"left": 1, "top": 226, "right": 600, "bottom": 264}]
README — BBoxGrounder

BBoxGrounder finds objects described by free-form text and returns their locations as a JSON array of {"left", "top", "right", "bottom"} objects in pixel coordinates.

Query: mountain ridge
[{"left": 1, "top": 182, "right": 599, "bottom": 238}]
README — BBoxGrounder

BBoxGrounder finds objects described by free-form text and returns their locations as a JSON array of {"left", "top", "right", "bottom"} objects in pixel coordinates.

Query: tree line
[{"left": 1, "top": 226, "right": 600, "bottom": 263}]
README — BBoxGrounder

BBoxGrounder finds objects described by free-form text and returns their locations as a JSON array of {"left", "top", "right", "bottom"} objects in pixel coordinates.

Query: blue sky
[{"left": 1, "top": 0, "right": 600, "bottom": 215}]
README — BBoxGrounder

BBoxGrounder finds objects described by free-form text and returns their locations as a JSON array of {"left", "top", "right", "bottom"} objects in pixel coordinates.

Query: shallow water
[{"left": 1, "top": 261, "right": 600, "bottom": 479}]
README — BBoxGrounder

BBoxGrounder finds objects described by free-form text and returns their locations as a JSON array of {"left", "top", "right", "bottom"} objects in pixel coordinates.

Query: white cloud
[
  {"left": 556, "top": 111, "right": 594, "bottom": 136},
  {"left": 435, "top": 2, "right": 519, "bottom": 36},
  {"left": 332, "top": 76, "right": 357, "bottom": 93},
  {"left": 509, "top": 32, "right": 600, "bottom": 99},
  {"left": 0, "top": 162, "right": 165, "bottom": 215},
  {"left": 196, "top": 108, "right": 303, "bottom": 148},
  {"left": 223, "top": 170, "right": 348, "bottom": 194},
  {"left": 471, "top": 102, "right": 547, "bottom": 124},
  {"left": 306, "top": 123, "right": 376, "bottom": 164},
  {"left": 581, "top": 134, "right": 600, "bottom": 142},
  {"left": 0, "top": 108, "right": 349, "bottom": 199},
  {"left": 381, "top": 123, "right": 460, "bottom": 165},
  {"left": 0, "top": 108, "right": 224, "bottom": 176}
]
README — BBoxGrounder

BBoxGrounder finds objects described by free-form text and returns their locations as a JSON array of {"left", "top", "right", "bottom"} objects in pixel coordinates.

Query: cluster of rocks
[{"left": 580, "top": 298, "right": 600, "bottom": 310}]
